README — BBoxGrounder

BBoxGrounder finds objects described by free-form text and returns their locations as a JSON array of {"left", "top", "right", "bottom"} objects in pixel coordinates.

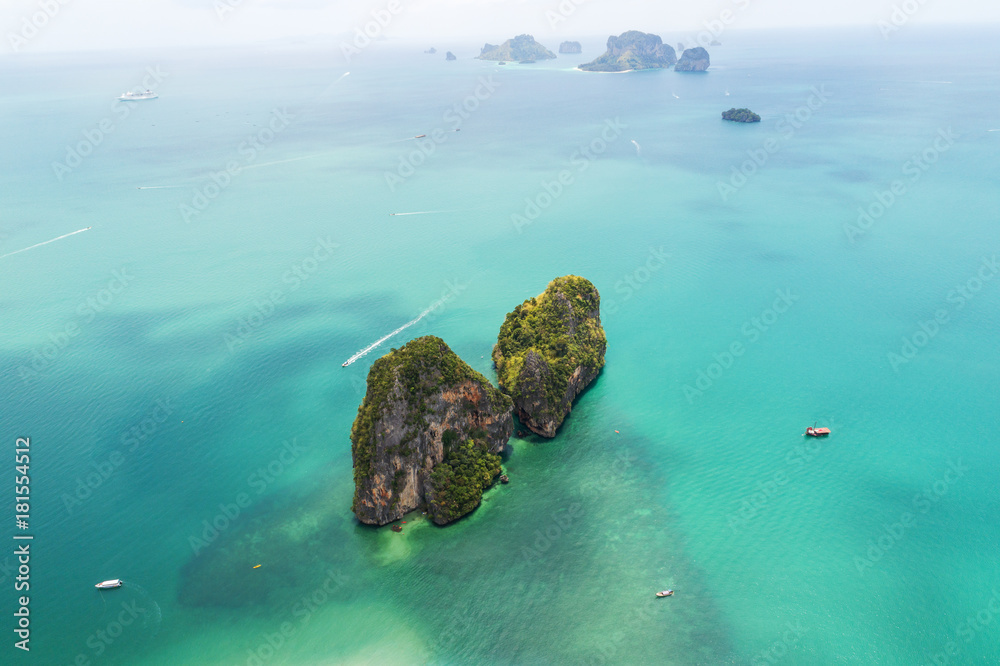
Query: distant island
[
  {"left": 559, "top": 41, "right": 582, "bottom": 54},
  {"left": 722, "top": 108, "right": 760, "bottom": 123},
  {"left": 579, "top": 30, "right": 676, "bottom": 72},
  {"left": 424, "top": 47, "right": 437, "bottom": 54},
  {"left": 446, "top": 51, "right": 456, "bottom": 61},
  {"left": 676, "top": 47, "right": 710, "bottom": 72},
  {"left": 478, "top": 35, "right": 556, "bottom": 62}
]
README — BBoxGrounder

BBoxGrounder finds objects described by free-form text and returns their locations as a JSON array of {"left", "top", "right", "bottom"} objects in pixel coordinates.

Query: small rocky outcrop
[
  {"left": 477, "top": 35, "right": 556, "bottom": 62},
  {"left": 351, "top": 336, "right": 513, "bottom": 526},
  {"left": 722, "top": 108, "right": 760, "bottom": 123},
  {"left": 579, "top": 31, "right": 676, "bottom": 72},
  {"left": 425, "top": 47, "right": 437, "bottom": 54},
  {"left": 559, "top": 41, "right": 583, "bottom": 54},
  {"left": 492, "top": 276, "right": 606, "bottom": 438},
  {"left": 446, "top": 51, "right": 457, "bottom": 61},
  {"left": 676, "top": 47, "right": 710, "bottom": 72}
]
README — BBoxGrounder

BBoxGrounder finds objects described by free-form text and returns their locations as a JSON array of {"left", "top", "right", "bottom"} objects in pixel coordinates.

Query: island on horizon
[
  {"left": 477, "top": 34, "right": 556, "bottom": 62},
  {"left": 578, "top": 30, "right": 676, "bottom": 72}
]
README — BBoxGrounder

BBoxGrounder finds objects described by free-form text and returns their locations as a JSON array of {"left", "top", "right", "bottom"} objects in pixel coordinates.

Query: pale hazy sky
[{"left": 3, "top": 0, "right": 998, "bottom": 53}]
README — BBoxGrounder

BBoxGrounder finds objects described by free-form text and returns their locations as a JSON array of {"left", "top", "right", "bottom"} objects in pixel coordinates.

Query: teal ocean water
[{"left": 2, "top": 26, "right": 999, "bottom": 665}]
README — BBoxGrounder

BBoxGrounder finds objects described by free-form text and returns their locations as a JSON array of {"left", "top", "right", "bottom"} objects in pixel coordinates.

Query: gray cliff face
[
  {"left": 605, "top": 31, "right": 677, "bottom": 66},
  {"left": 676, "top": 47, "right": 710, "bottom": 72},
  {"left": 351, "top": 337, "right": 513, "bottom": 526},
  {"left": 493, "top": 276, "right": 607, "bottom": 439},
  {"left": 512, "top": 350, "right": 601, "bottom": 438}
]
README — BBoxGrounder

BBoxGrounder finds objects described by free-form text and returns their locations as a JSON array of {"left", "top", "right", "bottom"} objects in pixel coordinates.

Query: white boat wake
[
  {"left": 389, "top": 210, "right": 457, "bottom": 216},
  {"left": 0, "top": 227, "right": 91, "bottom": 260},
  {"left": 631, "top": 140, "right": 642, "bottom": 156},
  {"left": 243, "top": 154, "right": 323, "bottom": 170},
  {"left": 136, "top": 185, "right": 183, "bottom": 189},
  {"left": 343, "top": 305, "right": 437, "bottom": 367}
]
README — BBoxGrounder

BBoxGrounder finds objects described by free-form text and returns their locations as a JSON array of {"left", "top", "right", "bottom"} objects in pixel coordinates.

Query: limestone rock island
[
  {"left": 722, "top": 108, "right": 761, "bottom": 123},
  {"left": 559, "top": 41, "right": 583, "bottom": 54},
  {"left": 477, "top": 35, "right": 556, "bottom": 62},
  {"left": 579, "top": 31, "right": 676, "bottom": 72},
  {"left": 351, "top": 336, "right": 514, "bottom": 526},
  {"left": 446, "top": 51, "right": 457, "bottom": 61},
  {"left": 492, "top": 276, "right": 607, "bottom": 438},
  {"left": 675, "top": 47, "right": 711, "bottom": 72}
]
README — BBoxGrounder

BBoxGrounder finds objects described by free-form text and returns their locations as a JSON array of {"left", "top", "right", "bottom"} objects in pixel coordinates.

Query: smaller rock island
[
  {"left": 493, "top": 276, "right": 606, "bottom": 438},
  {"left": 722, "top": 108, "right": 761, "bottom": 123},
  {"left": 424, "top": 47, "right": 437, "bottom": 54},
  {"left": 559, "top": 41, "right": 583, "bottom": 54},
  {"left": 675, "top": 47, "right": 710, "bottom": 72},
  {"left": 478, "top": 35, "right": 556, "bottom": 62},
  {"left": 446, "top": 51, "right": 456, "bottom": 61}
]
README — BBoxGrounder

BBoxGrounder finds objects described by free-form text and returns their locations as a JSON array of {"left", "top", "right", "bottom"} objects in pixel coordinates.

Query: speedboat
[
  {"left": 342, "top": 361, "right": 350, "bottom": 368},
  {"left": 805, "top": 423, "right": 830, "bottom": 437},
  {"left": 656, "top": 590, "right": 674, "bottom": 597},
  {"left": 95, "top": 579, "right": 122, "bottom": 589},
  {"left": 117, "top": 90, "right": 158, "bottom": 101},
  {"left": 414, "top": 134, "right": 427, "bottom": 139}
]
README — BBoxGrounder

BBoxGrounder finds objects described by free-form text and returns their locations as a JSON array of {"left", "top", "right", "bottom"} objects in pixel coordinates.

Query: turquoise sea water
[{"left": 2, "top": 26, "right": 999, "bottom": 665}]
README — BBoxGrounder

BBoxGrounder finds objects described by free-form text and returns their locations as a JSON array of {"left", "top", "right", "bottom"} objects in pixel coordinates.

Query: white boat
[
  {"left": 117, "top": 90, "right": 158, "bottom": 101},
  {"left": 95, "top": 579, "right": 122, "bottom": 589}
]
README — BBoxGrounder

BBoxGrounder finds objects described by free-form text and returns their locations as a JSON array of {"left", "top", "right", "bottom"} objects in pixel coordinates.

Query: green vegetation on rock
[
  {"left": 429, "top": 437, "right": 502, "bottom": 524},
  {"left": 722, "top": 108, "right": 761, "bottom": 123},
  {"left": 350, "top": 336, "right": 513, "bottom": 526},
  {"left": 493, "top": 276, "right": 606, "bottom": 437},
  {"left": 477, "top": 34, "right": 556, "bottom": 62}
]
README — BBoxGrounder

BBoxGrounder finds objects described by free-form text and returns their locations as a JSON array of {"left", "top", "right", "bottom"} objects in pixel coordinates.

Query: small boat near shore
[
  {"left": 805, "top": 423, "right": 831, "bottom": 437},
  {"left": 95, "top": 579, "right": 122, "bottom": 589},
  {"left": 656, "top": 590, "right": 674, "bottom": 597}
]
